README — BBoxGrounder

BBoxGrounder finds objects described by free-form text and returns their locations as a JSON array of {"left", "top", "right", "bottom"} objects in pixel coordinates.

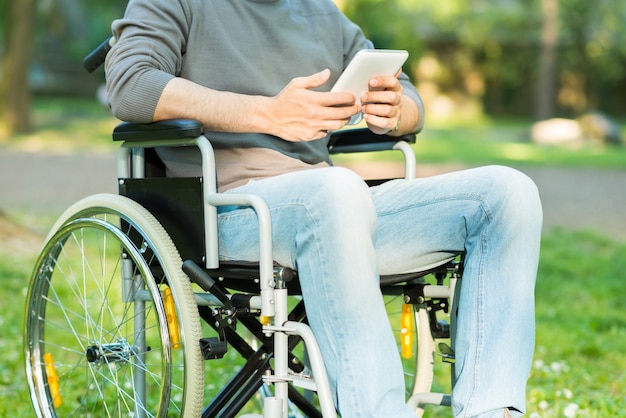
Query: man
[{"left": 106, "top": 1, "right": 542, "bottom": 416}]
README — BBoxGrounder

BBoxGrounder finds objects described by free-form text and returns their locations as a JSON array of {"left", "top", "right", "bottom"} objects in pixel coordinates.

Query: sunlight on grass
[
  {"left": 498, "top": 142, "right": 541, "bottom": 161},
  {"left": 0, "top": 98, "right": 118, "bottom": 153},
  {"left": 15, "top": 118, "right": 118, "bottom": 153},
  {"left": 1, "top": 98, "right": 626, "bottom": 170},
  {"left": 412, "top": 129, "right": 626, "bottom": 169}
]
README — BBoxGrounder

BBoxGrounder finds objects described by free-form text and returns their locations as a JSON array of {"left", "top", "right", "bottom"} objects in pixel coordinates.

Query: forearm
[
  {"left": 154, "top": 71, "right": 359, "bottom": 142},
  {"left": 153, "top": 77, "right": 272, "bottom": 134}
]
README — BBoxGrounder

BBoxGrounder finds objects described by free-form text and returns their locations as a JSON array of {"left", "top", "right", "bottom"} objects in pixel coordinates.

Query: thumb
[{"left": 291, "top": 68, "right": 331, "bottom": 90}]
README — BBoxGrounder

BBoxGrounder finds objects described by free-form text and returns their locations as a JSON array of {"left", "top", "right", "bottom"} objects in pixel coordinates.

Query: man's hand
[
  {"left": 265, "top": 69, "right": 360, "bottom": 142},
  {"left": 360, "top": 74, "right": 404, "bottom": 135}
]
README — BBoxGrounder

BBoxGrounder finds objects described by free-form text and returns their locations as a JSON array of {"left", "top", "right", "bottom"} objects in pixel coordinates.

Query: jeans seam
[
  {"left": 302, "top": 202, "right": 364, "bottom": 415},
  {"left": 463, "top": 199, "right": 492, "bottom": 418},
  {"left": 377, "top": 194, "right": 488, "bottom": 219}
]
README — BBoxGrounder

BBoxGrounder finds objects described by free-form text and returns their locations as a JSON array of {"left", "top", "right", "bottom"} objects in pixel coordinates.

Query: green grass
[
  {"left": 335, "top": 117, "right": 626, "bottom": 171},
  {"left": 528, "top": 230, "right": 626, "bottom": 417},
  {"left": 0, "top": 97, "right": 118, "bottom": 153},
  {"left": 2, "top": 229, "right": 625, "bottom": 416},
  {"left": 419, "top": 230, "right": 626, "bottom": 418},
  {"left": 0, "top": 251, "right": 36, "bottom": 417},
  {"left": 415, "top": 131, "right": 626, "bottom": 170}
]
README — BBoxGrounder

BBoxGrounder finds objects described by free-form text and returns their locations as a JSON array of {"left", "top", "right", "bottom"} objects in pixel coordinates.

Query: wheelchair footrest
[
  {"left": 264, "top": 372, "right": 318, "bottom": 392},
  {"left": 199, "top": 337, "right": 228, "bottom": 360},
  {"left": 438, "top": 342, "right": 455, "bottom": 364}
]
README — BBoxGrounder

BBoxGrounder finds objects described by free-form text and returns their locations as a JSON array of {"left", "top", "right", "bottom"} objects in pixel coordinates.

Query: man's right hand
[{"left": 264, "top": 69, "right": 360, "bottom": 142}]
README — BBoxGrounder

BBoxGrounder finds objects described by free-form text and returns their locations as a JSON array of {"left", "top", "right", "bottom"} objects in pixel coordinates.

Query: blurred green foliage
[
  {"left": 1, "top": 0, "right": 626, "bottom": 117},
  {"left": 344, "top": 0, "right": 626, "bottom": 117}
]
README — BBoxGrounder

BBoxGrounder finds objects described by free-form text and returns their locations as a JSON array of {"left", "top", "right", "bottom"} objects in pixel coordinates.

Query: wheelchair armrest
[
  {"left": 328, "top": 128, "right": 416, "bottom": 154},
  {"left": 113, "top": 119, "right": 203, "bottom": 142},
  {"left": 328, "top": 128, "right": 418, "bottom": 180}
]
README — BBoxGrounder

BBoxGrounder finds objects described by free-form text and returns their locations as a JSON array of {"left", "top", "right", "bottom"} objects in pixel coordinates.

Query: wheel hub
[{"left": 86, "top": 339, "right": 133, "bottom": 364}]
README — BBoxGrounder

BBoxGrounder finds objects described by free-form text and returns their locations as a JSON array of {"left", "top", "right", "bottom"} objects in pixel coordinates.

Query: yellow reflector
[
  {"left": 43, "top": 353, "right": 62, "bottom": 408},
  {"left": 401, "top": 304, "right": 414, "bottom": 359},
  {"left": 259, "top": 315, "right": 272, "bottom": 326},
  {"left": 163, "top": 288, "right": 181, "bottom": 349}
]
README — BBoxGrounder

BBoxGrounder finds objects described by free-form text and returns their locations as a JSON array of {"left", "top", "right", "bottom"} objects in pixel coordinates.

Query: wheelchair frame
[
  {"left": 24, "top": 119, "right": 462, "bottom": 417},
  {"left": 24, "top": 36, "right": 463, "bottom": 418}
]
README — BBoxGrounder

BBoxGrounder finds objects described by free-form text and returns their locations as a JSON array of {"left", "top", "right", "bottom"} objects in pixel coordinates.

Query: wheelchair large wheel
[{"left": 24, "top": 194, "right": 204, "bottom": 417}]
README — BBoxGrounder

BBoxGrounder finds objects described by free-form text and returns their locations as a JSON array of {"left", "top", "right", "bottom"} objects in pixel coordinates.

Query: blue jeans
[{"left": 217, "top": 165, "right": 542, "bottom": 418}]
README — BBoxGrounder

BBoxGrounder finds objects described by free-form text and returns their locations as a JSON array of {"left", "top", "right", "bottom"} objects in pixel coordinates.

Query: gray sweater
[{"left": 106, "top": 0, "right": 423, "bottom": 190}]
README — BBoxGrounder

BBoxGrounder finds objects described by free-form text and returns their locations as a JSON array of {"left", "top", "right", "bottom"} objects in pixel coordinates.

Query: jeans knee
[
  {"left": 484, "top": 166, "right": 543, "bottom": 227},
  {"left": 305, "top": 167, "right": 377, "bottom": 232},
  {"left": 312, "top": 167, "right": 372, "bottom": 205}
]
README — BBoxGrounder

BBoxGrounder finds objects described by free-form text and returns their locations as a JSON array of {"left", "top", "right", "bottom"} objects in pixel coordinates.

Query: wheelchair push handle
[{"left": 83, "top": 36, "right": 116, "bottom": 73}]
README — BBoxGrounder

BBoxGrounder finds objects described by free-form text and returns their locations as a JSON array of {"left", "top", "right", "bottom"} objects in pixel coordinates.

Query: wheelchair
[{"left": 24, "top": 39, "right": 463, "bottom": 418}]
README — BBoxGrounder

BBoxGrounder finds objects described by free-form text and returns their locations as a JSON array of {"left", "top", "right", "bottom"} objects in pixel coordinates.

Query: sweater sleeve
[
  {"left": 105, "top": 0, "right": 190, "bottom": 122},
  {"left": 399, "top": 72, "right": 425, "bottom": 133}
]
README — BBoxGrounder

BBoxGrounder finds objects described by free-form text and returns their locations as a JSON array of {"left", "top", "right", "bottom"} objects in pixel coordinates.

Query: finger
[
  {"left": 361, "top": 90, "right": 401, "bottom": 106},
  {"left": 310, "top": 130, "right": 330, "bottom": 141},
  {"left": 307, "top": 92, "right": 359, "bottom": 115},
  {"left": 302, "top": 124, "right": 342, "bottom": 142},
  {"left": 362, "top": 103, "right": 398, "bottom": 121},
  {"left": 321, "top": 103, "right": 361, "bottom": 122},
  {"left": 307, "top": 112, "right": 356, "bottom": 137},
  {"left": 290, "top": 68, "right": 332, "bottom": 90},
  {"left": 368, "top": 74, "right": 402, "bottom": 91},
  {"left": 363, "top": 112, "right": 397, "bottom": 131}
]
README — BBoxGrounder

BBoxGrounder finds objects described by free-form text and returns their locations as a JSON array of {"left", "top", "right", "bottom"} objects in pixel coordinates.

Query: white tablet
[{"left": 331, "top": 49, "right": 409, "bottom": 124}]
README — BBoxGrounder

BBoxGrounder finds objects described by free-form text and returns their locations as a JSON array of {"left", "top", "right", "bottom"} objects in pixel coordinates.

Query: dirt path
[{"left": 1, "top": 149, "right": 625, "bottom": 243}]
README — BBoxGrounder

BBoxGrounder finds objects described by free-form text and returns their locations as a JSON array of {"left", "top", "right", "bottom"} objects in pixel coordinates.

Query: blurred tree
[
  {"left": 344, "top": 0, "right": 626, "bottom": 118},
  {"left": 535, "top": 0, "right": 559, "bottom": 120},
  {"left": 1, "top": 0, "right": 624, "bottom": 125},
  {"left": 342, "top": 0, "right": 427, "bottom": 82},
  {"left": 1, "top": 0, "right": 35, "bottom": 134},
  {"left": 37, "top": 0, "right": 127, "bottom": 62},
  {"left": 558, "top": 0, "right": 626, "bottom": 113},
  {"left": 0, "top": 0, "right": 127, "bottom": 133},
  {"left": 31, "top": 0, "right": 127, "bottom": 95},
  {"left": 344, "top": 0, "right": 544, "bottom": 117}
]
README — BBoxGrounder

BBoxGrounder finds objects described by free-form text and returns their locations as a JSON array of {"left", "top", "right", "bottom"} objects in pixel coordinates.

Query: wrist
[
  {"left": 392, "top": 114, "right": 402, "bottom": 133},
  {"left": 380, "top": 114, "right": 402, "bottom": 137},
  {"left": 250, "top": 95, "right": 277, "bottom": 136}
]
